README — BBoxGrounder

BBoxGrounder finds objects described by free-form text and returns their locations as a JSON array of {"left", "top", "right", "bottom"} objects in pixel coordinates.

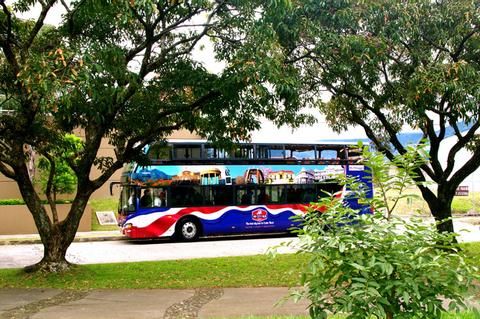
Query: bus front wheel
[{"left": 175, "top": 218, "right": 201, "bottom": 241}]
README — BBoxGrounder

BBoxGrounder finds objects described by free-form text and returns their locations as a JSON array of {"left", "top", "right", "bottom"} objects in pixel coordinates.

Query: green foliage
[
  {"left": 35, "top": 134, "right": 83, "bottom": 198},
  {"left": 287, "top": 148, "right": 479, "bottom": 319},
  {"left": 274, "top": 0, "right": 480, "bottom": 228},
  {"left": 358, "top": 142, "right": 429, "bottom": 220},
  {"left": 0, "top": 254, "right": 309, "bottom": 289},
  {"left": 292, "top": 210, "right": 478, "bottom": 318},
  {"left": 36, "top": 159, "right": 76, "bottom": 195},
  {"left": 0, "top": 198, "right": 27, "bottom": 205},
  {"left": 0, "top": 0, "right": 314, "bottom": 268},
  {"left": 0, "top": 199, "right": 72, "bottom": 205}
]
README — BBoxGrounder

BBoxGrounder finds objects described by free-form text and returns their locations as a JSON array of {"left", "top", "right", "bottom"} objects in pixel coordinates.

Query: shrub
[
  {"left": 291, "top": 204, "right": 478, "bottom": 319},
  {"left": 0, "top": 199, "right": 26, "bottom": 205},
  {"left": 0, "top": 199, "right": 72, "bottom": 206},
  {"left": 285, "top": 145, "right": 478, "bottom": 318}
]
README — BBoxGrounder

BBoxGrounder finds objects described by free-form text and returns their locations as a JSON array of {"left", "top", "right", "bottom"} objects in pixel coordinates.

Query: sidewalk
[
  {"left": 0, "top": 287, "right": 310, "bottom": 319},
  {"left": 1, "top": 287, "right": 478, "bottom": 319},
  {"left": 0, "top": 230, "right": 125, "bottom": 245}
]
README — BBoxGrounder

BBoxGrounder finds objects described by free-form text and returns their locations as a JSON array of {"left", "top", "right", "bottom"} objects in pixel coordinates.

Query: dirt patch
[
  {"left": 163, "top": 288, "right": 224, "bottom": 319},
  {"left": 0, "top": 290, "right": 88, "bottom": 319}
]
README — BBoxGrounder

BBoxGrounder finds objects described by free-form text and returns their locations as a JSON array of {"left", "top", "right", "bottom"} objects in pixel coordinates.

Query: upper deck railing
[{"left": 147, "top": 141, "right": 362, "bottom": 165}]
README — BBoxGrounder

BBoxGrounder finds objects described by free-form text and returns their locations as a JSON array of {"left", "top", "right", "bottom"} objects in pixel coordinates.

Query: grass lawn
[
  {"left": 88, "top": 198, "right": 119, "bottom": 231},
  {"left": 389, "top": 188, "right": 480, "bottom": 215},
  {"left": 1, "top": 243, "right": 479, "bottom": 290},
  {"left": 0, "top": 254, "right": 309, "bottom": 289},
  {"left": 463, "top": 242, "right": 480, "bottom": 266}
]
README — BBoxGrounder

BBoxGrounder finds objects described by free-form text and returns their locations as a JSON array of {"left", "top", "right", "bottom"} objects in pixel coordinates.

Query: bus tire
[{"left": 175, "top": 217, "right": 201, "bottom": 241}]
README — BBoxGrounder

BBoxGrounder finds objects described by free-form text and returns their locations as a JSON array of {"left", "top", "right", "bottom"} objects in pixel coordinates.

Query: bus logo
[{"left": 252, "top": 209, "right": 268, "bottom": 222}]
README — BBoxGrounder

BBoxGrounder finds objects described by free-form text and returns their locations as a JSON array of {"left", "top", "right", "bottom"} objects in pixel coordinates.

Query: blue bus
[{"left": 114, "top": 141, "right": 372, "bottom": 240}]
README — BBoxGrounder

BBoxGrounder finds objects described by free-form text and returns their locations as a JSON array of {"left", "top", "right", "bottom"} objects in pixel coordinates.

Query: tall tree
[
  {"left": 0, "top": 0, "right": 309, "bottom": 272},
  {"left": 275, "top": 0, "right": 480, "bottom": 234}
]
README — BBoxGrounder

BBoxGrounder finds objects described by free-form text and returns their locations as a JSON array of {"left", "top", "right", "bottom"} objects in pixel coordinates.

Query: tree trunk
[
  {"left": 430, "top": 188, "right": 454, "bottom": 234},
  {"left": 419, "top": 184, "right": 456, "bottom": 241},
  {"left": 25, "top": 225, "right": 71, "bottom": 273},
  {"left": 34, "top": 192, "right": 92, "bottom": 272},
  {"left": 24, "top": 195, "right": 91, "bottom": 273},
  {"left": 14, "top": 159, "right": 93, "bottom": 272}
]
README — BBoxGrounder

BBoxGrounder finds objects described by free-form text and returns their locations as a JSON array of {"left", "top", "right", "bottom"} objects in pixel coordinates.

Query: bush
[
  {"left": 291, "top": 204, "right": 478, "bottom": 319},
  {"left": 0, "top": 199, "right": 26, "bottom": 205},
  {"left": 285, "top": 145, "right": 479, "bottom": 319},
  {"left": 0, "top": 199, "right": 72, "bottom": 206}
]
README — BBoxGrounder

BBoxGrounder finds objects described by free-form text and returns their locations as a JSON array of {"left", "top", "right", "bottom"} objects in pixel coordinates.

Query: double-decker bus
[{"left": 114, "top": 140, "right": 372, "bottom": 240}]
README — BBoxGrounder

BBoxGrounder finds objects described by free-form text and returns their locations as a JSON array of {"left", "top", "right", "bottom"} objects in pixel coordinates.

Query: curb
[{"left": 0, "top": 235, "right": 126, "bottom": 246}]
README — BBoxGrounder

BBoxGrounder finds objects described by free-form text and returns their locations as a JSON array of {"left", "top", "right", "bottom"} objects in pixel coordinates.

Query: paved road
[
  {"left": 0, "top": 235, "right": 297, "bottom": 269},
  {"left": 1, "top": 219, "right": 478, "bottom": 269}
]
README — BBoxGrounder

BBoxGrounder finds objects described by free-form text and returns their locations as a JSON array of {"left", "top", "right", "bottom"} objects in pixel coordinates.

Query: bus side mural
[{"left": 115, "top": 142, "right": 373, "bottom": 241}]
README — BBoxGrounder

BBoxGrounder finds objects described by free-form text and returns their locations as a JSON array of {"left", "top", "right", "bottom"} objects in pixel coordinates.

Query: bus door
[{"left": 118, "top": 185, "right": 138, "bottom": 225}]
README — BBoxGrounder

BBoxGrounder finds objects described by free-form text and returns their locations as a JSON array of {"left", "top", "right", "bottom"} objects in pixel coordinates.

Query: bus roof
[{"left": 164, "top": 139, "right": 366, "bottom": 146}]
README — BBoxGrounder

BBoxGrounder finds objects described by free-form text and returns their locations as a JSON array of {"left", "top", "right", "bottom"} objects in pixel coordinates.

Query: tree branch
[
  {"left": 125, "top": 7, "right": 204, "bottom": 62},
  {"left": 424, "top": 116, "right": 444, "bottom": 179},
  {"left": 0, "top": 1, "right": 20, "bottom": 75},
  {"left": 339, "top": 89, "right": 407, "bottom": 155},
  {"left": 444, "top": 120, "right": 480, "bottom": 179},
  {"left": 451, "top": 29, "right": 478, "bottom": 61},
  {"left": 22, "top": 0, "right": 57, "bottom": 58},
  {"left": 0, "top": 160, "right": 16, "bottom": 180},
  {"left": 43, "top": 153, "right": 59, "bottom": 223}
]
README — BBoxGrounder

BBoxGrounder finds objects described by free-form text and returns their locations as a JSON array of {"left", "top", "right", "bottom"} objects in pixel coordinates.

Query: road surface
[
  {"left": 0, "top": 235, "right": 297, "bottom": 269},
  {"left": 1, "top": 219, "right": 478, "bottom": 269}
]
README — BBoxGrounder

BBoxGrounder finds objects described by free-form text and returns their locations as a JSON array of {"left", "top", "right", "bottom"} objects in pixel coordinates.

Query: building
[{"left": 0, "top": 129, "right": 200, "bottom": 200}]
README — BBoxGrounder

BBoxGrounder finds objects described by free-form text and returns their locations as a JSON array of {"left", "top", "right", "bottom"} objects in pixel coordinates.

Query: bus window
[
  {"left": 147, "top": 143, "right": 170, "bottom": 161},
  {"left": 204, "top": 146, "right": 229, "bottom": 159},
  {"left": 140, "top": 188, "right": 154, "bottom": 207},
  {"left": 319, "top": 149, "right": 338, "bottom": 160},
  {"left": 301, "top": 184, "right": 316, "bottom": 203},
  {"left": 152, "top": 188, "right": 167, "bottom": 207},
  {"left": 173, "top": 144, "right": 202, "bottom": 159},
  {"left": 214, "top": 186, "right": 234, "bottom": 206},
  {"left": 202, "top": 186, "right": 214, "bottom": 205},
  {"left": 267, "top": 144, "right": 285, "bottom": 159},
  {"left": 266, "top": 185, "right": 283, "bottom": 204},
  {"left": 120, "top": 186, "right": 136, "bottom": 213},
  {"left": 316, "top": 182, "right": 343, "bottom": 198},
  {"left": 188, "top": 186, "right": 202, "bottom": 206},
  {"left": 237, "top": 186, "right": 255, "bottom": 205},
  {"left": 347, "top": 147, "right": 362, "bottom": 162},
  {"left": 255, "top": 145, "right": 269, "bottom": 159},
  {"left": 286, "top": 186, "right": 303, "bottom": 203},
  {"left": 170, "top": 186, "right": 203, "bottom": 207},
  {"left": 255, "top": 144, "right": 285, "bottom": 159},
  {"left": 285, "top": 145, "right": 316, "bottom": 159},
  {"left": 256, "top": 186, "right": 269, "bottom": 204},
  {"left": 234, "top": 145, "right": 254, "bottom": 159}
]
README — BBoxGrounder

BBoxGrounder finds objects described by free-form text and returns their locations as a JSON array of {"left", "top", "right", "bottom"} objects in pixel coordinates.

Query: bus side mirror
[{"left": 110, "top": 182, "right": 122, "bottom": 196}]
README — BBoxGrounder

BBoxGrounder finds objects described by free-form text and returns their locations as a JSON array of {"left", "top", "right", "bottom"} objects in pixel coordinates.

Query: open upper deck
[{"left": 146, "top": 140, "right": 363, "bottom": 165}]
